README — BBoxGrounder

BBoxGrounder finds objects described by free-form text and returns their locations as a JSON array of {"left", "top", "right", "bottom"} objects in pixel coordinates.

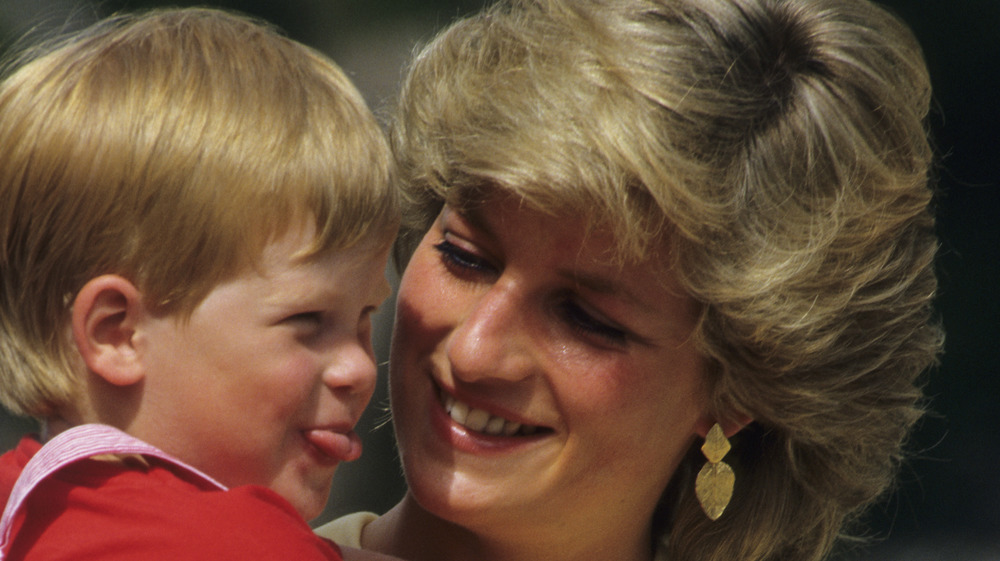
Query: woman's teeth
[{"left": 442, "top": 391, "right": 538, "bottom": 436}]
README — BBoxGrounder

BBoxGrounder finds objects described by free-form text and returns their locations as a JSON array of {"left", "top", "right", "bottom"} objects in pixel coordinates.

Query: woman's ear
[
  {"left": 71, "top": 275, "right": 147, "bottom": 387},
  {"left": 696, "top": 412, "right": 754, "bottom": 439}
]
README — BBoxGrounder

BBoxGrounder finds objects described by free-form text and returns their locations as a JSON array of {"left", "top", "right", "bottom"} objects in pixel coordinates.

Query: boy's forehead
[
  {"left": 256, "top": 223, "right": 391, "bottom": 271},
  {"left": 253, "top": 232, "right": 392, "bottom": 305}
]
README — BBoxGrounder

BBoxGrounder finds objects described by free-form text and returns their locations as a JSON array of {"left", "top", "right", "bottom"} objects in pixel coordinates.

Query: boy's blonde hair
[
  {"left": 392, "top": 0, "right": 941, "bottom": 559},
  {"left": 0, "top": 8, "right": 397, "bottom": 418}
]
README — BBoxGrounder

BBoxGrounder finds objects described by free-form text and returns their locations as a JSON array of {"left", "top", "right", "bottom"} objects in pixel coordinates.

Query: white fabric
[
  {"left": 315, "top": 512, "right": 671, "bottom": 560},
  {"left": 314, "top": 511, "right": 376, "bottom": 548}
]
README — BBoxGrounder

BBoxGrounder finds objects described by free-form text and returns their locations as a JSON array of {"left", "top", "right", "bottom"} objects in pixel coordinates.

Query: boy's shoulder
[
  {"left": 0, "top": 435, "right": 41, "bottom": 508},
  {"left": 5, "top": 450, "right": 343, "bottom": 560}
]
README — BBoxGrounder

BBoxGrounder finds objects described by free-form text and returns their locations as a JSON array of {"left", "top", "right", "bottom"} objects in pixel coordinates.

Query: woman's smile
[
  {"left": 440, "top": 386, "right": 548, "bottom": 437},
  {"left": 389, "top": 195, "right": 710, "bottom": 543},
  {"left": 429, "top": 376, "right": 557, "bottom": 455}
]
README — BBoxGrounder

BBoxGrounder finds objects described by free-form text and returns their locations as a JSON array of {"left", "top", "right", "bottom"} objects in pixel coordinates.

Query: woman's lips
[
  {"left": 303, "top": 428, "right": 362, "bottom": 463},
  {"left": 438, "top": 386, "right": 549, "bottom": 437}
]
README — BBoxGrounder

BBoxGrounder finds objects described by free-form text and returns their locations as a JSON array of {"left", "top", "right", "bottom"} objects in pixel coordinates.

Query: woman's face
[{"left": 389, "top": 194, "right": 711, "bottom": 543}]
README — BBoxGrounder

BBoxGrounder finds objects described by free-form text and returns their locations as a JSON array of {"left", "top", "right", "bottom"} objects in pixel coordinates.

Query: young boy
[{"left": 0, "top": 8, "right": 399, "bottom": 560}]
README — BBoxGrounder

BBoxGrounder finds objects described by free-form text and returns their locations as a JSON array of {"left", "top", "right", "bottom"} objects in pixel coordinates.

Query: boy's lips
[{"left": 303, "top": 428, "right": 362, "bottom": 463}]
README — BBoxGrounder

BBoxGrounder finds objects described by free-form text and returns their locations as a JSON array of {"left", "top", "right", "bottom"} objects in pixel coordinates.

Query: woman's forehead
[{"left": 448, "top": 183, "right": 669, "bottom": 265}]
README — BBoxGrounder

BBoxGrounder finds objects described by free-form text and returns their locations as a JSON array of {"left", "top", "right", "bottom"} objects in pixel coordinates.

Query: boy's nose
[{"left": 323, "top": 339, "right": 378, "bottom": 403}]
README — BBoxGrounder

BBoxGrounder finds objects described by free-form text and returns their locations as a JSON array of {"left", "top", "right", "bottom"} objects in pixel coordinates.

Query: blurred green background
[{"left": 1, "top": 1, "right": 997, "bottom": 559}]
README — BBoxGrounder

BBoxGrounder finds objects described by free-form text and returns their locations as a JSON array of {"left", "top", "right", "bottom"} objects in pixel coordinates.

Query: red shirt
[{"left": 0, "top": 436, "right": 343, "bottom": 560}]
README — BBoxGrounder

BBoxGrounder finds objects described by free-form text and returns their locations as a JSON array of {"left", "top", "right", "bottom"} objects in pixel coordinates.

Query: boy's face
[{"left": 132, "top": 224, "right": 391, "bottom": 520}]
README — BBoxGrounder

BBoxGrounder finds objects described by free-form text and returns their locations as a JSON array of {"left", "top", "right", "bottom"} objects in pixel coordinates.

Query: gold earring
[{"left": 695, "top": 423, "right": 734, "bottom": 520}]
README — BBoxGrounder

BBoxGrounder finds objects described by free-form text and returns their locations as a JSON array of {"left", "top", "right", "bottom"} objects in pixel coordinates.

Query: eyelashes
[
  {"left": 434, "top": 239, "right": 498, "bottom": 278},
  {"left": 556, "top": 299, "right": 628, "bottom": 346}
]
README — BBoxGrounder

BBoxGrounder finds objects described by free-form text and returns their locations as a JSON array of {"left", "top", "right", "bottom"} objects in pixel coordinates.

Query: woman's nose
[{"left": 446, "top": 280, "right": 538, "bottom": 384}]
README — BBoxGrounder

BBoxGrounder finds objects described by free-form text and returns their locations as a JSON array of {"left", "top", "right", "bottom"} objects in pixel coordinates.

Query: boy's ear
[{"left": 71, "top": 275, "right": 147, "bottom": 387}]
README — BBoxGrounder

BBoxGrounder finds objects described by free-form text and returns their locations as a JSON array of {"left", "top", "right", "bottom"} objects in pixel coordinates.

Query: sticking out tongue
[{"left": 304, "top": 429, "right": 362, "bottom": 463}]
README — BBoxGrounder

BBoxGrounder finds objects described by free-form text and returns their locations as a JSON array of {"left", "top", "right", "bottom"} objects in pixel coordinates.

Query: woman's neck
[{"left": 362, "top": 493, "right": 656, "bottom": 561}]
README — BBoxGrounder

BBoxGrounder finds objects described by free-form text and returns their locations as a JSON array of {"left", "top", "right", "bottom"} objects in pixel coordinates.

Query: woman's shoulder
[{"left": 314, "top": 511, "right": 379, "bottom": 548}]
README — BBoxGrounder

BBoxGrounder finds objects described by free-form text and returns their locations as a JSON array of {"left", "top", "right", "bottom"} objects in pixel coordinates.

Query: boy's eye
[
  {"left": 286, "top": 312, "right": 323, "bottom": 328},
  {"left": 557, "top": 298, "right": 628, "bottom": 347},
  {"left": 284, "top": 312, "right": 326, "bottom": 343},
  {"left": 434, "top": 239, "right": 498, "bottom": 278},
  {"left": 290, "top": 311, "right": 322, "bottom": 322}
]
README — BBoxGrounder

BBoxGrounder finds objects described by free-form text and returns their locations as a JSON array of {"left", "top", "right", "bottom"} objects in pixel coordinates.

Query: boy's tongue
[{"left": 304, "top": 429, "right": 362, "bottom": 462}]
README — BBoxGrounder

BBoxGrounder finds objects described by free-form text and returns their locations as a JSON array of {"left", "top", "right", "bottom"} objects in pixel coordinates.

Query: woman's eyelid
[
  {"left": 436, "top": 240, "right": 494, "bottom": 276},
  {"left": 436, "top": 229, "right": 500, "bottom": 274},
  {"left": 563, "top": 297, "right": 629, "bottom": 338},
  {"left": 441, "top": 229, "right": 475, "bottom": 253},
  {"left": 564, "top": 288, "right": 659, "bottom": 348},
  {"left": 438, "top": 208, "right": 498, "bottom": 258},
  {"left": 579, "top": 299, "right": 623, "bottom": 330}
]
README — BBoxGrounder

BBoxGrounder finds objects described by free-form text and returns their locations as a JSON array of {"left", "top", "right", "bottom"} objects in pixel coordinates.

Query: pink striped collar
[{"left": 0, "top": 424, "right": 226, "bottom": 558}]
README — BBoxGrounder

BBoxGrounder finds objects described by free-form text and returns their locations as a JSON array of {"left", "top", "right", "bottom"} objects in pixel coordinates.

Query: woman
[{"left": 317, "top": 0, "right": 942, "bottom": 559}]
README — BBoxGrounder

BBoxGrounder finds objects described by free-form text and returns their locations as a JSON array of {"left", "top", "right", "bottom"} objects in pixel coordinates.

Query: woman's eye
[
  {"left": 558, "top": 299, "right": 628, "bottom": 346},
  {"left": 434, "top": 239, "right": 497, "bottom": 278}
]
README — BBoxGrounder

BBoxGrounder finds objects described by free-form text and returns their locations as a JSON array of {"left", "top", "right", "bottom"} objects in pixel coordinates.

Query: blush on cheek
[
  {"left": 240, "top": 357, "right": 318, "bottom": 419},
  {"left": 562, "top": 355, "right": 637, "bottom": 404},
  {"left": 394, "top": 276, "right": 435, "bottom": 327}
]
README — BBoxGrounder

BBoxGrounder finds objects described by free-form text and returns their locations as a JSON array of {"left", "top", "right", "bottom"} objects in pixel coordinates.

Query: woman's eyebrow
[
  {"left": 559, "top": 269, "right": 643, "bottom": 306},
  {"left": 456, "top": 204, "right": 499, "bottom": 238}
]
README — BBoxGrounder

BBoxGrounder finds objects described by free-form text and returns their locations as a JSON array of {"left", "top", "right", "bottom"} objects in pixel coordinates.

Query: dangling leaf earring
[{"left": 695, "top": 423, "right": 735, "bottom": 520}]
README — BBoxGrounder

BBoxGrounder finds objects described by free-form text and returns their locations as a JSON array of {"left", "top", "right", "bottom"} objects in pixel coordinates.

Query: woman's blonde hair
[
  {"left": 0, "top": 8, "right": 397, "bottom": 418},
  {"left": 391, "top": 0, "right": 942, "bottom": 559}
]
